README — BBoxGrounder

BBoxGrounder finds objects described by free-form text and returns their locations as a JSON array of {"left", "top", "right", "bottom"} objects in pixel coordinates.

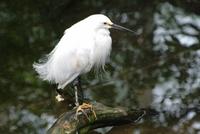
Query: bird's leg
[
  {"left": 74, "top": 86, "right": 79, "bottom": 106},
  {"left": 73, "top": 77, "right": 97, "bottom": 120},
  {"left": 72, "top": 76, "right": 84, "bottom": 105},
  {"left": 77, "top": 76, "right": 84, "bottom": 101}
]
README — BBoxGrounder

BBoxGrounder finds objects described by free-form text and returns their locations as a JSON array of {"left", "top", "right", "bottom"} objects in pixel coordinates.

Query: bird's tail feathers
[{"left": 33, "top": 53, "right": 55, "bottom": 82}]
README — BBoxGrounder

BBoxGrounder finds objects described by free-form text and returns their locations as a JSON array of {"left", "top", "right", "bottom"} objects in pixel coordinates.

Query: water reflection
[
  {"left": 0, "top": 1, "right": 200, "bottom": 134},
  {"left": 153, "top": 2, "right": 200, "bottom": 51}
]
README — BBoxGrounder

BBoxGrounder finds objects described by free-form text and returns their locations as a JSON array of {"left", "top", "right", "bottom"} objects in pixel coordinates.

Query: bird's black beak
[{"left": 111, "top": 23, "right": 138, "bottom": 35}]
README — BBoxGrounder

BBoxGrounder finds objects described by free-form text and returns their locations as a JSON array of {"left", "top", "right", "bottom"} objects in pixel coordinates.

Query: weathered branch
[{"left": 48, "top": 102, "right": 157, "bottom": 134}]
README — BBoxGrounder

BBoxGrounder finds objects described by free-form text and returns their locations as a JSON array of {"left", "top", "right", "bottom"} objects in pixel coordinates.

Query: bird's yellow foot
[
  {"left": 55, "top": 94, "right": 65, "bottom": 102},
  {"left": 75, "top": 103, "right": 97, "bottom": 120}
]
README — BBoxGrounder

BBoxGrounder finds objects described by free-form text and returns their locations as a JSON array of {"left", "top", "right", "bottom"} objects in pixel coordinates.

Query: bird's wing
[{"left": 34, "top": 29, "right": 94, "bottom": 89}]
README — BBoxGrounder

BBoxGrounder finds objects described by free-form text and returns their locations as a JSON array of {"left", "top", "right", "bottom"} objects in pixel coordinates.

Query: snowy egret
[{"left": 33, "top": 14, "right": 136, "bottom": 116}]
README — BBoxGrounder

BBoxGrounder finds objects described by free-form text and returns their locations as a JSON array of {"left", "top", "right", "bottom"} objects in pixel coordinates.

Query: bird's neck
[{"left": 96, "top": 28, "right": 110, "bottom": 36}]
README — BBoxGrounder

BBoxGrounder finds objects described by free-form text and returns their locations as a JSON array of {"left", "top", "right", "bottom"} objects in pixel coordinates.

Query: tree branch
[{"left": 48, "top": 102, "right": 157, "bottom": 134}]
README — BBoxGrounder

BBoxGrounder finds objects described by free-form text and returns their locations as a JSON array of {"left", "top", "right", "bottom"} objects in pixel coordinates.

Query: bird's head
[{"left": 85, "top": 14, "right": 137, "bottom": 34}]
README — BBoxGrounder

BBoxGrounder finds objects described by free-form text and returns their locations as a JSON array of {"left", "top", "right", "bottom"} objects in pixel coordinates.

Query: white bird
[{"left": 33, "top": 14, "right": 135, "bottom": 112}]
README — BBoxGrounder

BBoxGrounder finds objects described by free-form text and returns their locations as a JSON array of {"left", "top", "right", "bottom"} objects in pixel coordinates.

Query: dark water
[{"left": 0, "top": 0, "right": 200, "bottom": 133}]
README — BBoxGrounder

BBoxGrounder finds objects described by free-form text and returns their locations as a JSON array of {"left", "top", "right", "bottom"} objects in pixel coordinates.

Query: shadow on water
[{"left": 0, "top": 0, "right": 200, "bottom": 133}]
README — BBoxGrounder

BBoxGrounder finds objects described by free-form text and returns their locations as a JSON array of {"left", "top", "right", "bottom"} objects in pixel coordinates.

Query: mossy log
[{"left": 48, "top": 102, "right": 157, "bottom": 134}]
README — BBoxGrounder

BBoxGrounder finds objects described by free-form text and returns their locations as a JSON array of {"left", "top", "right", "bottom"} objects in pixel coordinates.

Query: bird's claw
[{"left": 75, "top": 103, "right": 97, "bottom": 121}]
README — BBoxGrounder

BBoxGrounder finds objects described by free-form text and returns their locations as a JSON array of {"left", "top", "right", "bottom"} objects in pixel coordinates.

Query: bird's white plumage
[{"left": 33, "top": 14, "right": 112, "bottom": 89}]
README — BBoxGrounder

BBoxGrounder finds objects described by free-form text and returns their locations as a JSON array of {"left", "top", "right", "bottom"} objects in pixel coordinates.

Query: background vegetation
[{"left": 0, "top": 0, "right": 200, "bottom": 133}]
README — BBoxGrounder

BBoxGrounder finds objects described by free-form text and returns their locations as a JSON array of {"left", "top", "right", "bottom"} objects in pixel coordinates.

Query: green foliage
[{"left": 0, "top": 0, "right": 200, "bottom": 133}]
